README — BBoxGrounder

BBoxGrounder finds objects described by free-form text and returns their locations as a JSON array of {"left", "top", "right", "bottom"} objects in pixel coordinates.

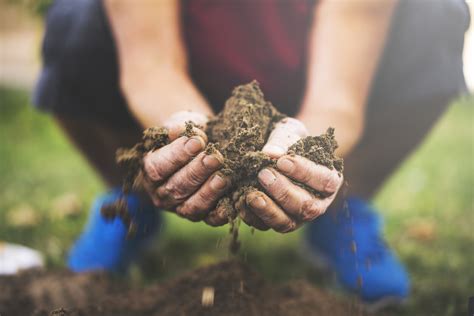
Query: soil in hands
[
  {"left": 103, "top": 81, "right": 343, "bottom": 248},
  {"left": 0, "top": 261, "right": 370, "bottom": 316}
]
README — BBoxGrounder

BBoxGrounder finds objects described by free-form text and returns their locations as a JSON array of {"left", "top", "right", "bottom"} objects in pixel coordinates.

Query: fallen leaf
[
  {"left": 50, "top": 193, "right": 82, "bottom": 219},
  {"left": 406, "top": 219, "right": 437, "bottom": 242},
  {"left": 6, "top": 204, "right": 41, "bottom": 228}
]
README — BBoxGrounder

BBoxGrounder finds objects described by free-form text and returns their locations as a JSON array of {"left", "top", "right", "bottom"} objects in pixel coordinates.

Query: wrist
[
  {"left": 122, "top": 69, "right": 213, "bottom": 128},
  {"left": 120, "top": 64, "right": 188, "bottom": 97},
  {"left": 296, "top": 99, "right": 364, "bottom": 157}
]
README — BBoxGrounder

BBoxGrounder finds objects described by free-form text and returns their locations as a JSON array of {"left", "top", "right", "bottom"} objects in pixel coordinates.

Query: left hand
[
  {"left": 142, "top": 111, "right": 231, "bottom": 222},
  {"left": 236, "top": 118, "right": 344, "bottom": 233}
]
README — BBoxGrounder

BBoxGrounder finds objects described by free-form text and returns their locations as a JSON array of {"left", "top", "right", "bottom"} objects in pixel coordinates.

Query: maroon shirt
[{"left": 182, "top": 0, "right": 316, "bottom": 116}]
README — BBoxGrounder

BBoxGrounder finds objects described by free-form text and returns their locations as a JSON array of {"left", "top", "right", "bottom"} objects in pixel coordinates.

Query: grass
[{"left": 0, "top": 86, "right": 473, "bottom": 315}]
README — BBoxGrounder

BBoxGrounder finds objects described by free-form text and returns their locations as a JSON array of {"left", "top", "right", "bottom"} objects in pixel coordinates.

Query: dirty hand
[
  {"left": 238, "top": 118, "right": 343, "bottom": 233},
  {"left": 142, "top": 111, "right": 231, "bottom": 221}
]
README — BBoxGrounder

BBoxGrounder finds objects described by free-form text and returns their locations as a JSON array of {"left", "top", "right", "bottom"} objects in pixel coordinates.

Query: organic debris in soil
[
  {"left": 0, "top": 261, "right": 368, "bottom": 316},
  {"left": 103, "top": 81, "right": 343, "bottom": 243}
]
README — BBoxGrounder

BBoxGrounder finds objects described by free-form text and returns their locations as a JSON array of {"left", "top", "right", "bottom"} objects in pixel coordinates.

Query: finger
[
  {"left": 235, "top": 194, "right": 269, "bottom": 231},
  {"left": 143, "top": 135, "right": 206, "bottom": 182},
  {"left": 246, "top": 191, "right": 297, "bottom": 233},
  {"left": 142, "top": 172, "right": 162, "bottom": 207},
  {"left": 156, "top": 151, "right": 224, "bottom": 205},
  {"left": 257, "top": 168, "right": 319, "bottom": 220},
  {"left": 163, "top": 111, "right": 209, "bottom": 140},
  {"left": 175, "top": 173, "right": 231, "bottom": 220},
  {"left": 299, "top": 195, "right": 336, "bottom": 221},
  {"left": 204, "top": 199, "right": 233, "bottom": 227},
  {"left": 276, "top": 155, "right": 343, "bottom": 195},
  {"left": 262, "top": 118, "right": 308, "bottom": 158}
]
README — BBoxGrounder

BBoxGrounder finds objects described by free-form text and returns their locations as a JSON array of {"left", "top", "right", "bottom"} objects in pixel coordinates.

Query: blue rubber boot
[
  {"left": 305, "top": 197, "right": 410, "bottom": 307},
  {"left": 68, "top": 188, "right": 161, "bottom": 273}
]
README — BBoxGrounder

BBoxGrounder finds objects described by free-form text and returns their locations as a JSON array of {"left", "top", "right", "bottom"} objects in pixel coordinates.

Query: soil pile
[
  {"left": 0, "top": 269, "right": 118, "bottom": 316},
  {"left": 107, "top": 81, "right": 343, "bottom": 234},
  {"left": 0, "top": 261, "right": 367, "bottom": 316}
]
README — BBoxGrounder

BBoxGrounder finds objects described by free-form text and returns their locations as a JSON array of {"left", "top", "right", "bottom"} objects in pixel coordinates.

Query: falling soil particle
[
  {"left": 0, "top": 260, "right": 371, "bottom": 316},
  {"left": 104, "top": 81, "right": 343, "bottom": 247}
]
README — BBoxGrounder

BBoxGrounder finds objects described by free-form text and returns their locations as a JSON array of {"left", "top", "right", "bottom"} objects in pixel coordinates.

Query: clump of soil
[
  {"left": 106, "top": 81, "right": 343, "bottom": 238},
  {"left": 0, "top": 261, "right": 367, "bottom": 316}
]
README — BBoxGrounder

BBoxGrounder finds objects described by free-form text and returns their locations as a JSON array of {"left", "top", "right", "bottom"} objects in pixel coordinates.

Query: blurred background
[{"left": 0, "top": 1, "right": 473, "bottom": 315}]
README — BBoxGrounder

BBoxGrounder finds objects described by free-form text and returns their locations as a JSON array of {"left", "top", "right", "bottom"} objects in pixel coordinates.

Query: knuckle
[
  {"left": 241, "top": 209, "right": 268, "bottom": 229},
  {"left": 259, "top": 211, "right": 279, "bottom": 224},
  {"left": 205, "top": 210, "right": 228, "bottom": 226},
  {"left": 154, "top": 153, "right": 182, "bottom": 180},
  {"left": 159, "top": 200, "right": 174, "bottom": 210},
  {"left": 187, "top": 165, "right": 207, "bottom": 186},
  {"left": 175, "top": 204, "right": 189, "bottom": 216},
  {"left": 300, "top": 199, "right": 322, "bottom": 221},
  {"left": 144, "top": 155, "right": 163, "bottom": 181},
  {"left": 164, "top": 182, "right": 187, "bottom": 201},
  {"left": 155, "top": 164, "right": 170, "bottom": 180},
  {"left": 209, "top": 212, "right": 229, "bottom": 226},
  {"left": 167, "top": 140, "right": 189, "bottom": 163},
  {"left": 196, "top": 195, "right": 214, "bottom": 212},
  {"left": 176, "top": 204, "right": 202, "bottom": 222},
  {"left": 273, "top": 187, "right": 291, "bottom": 206},
  {"left": 198, "top": 189, "right": 215, "bottom": 205},
  {"left": 284, "top": 222, "right": 298, "bottom": 233},
  {"left": 324, "top": 172, "right": 341, "bottom": 193},
  {"left": 166, "top": 150, "right": 186, "bottom": 168},
  {"left": 275, "top": 220, "right": 296, "bottom": 233},
  {"left": 151, "top": 195, "right": 161, "bottom": 207},
  {"left": 204, "top": 217, "right": 223, "bottom": 227},
  {"left": 300, "top": 164, "right": 313, "bottom": 184}
]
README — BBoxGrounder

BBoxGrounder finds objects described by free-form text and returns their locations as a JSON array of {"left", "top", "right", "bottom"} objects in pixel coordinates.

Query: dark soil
[
  {"left": 0, "top": 260, "right": 367, "bottom": 316},
  {"left": 106, "top": 81, "right": 343, "bottom": 237},
  {"left": 0, "top": 268, "right": 118, "bottom": 316}
]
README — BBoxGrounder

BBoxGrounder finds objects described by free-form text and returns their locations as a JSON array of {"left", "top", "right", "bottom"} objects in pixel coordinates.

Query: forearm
[
  {"left": 298, "top": 0, "right": 397, "bottom": 157},
  {"left": 104, "top": 0, "right": 212, "bottom": 128},
  {"left": 120, "top": 68, "right": 212, "bottom": 128}
]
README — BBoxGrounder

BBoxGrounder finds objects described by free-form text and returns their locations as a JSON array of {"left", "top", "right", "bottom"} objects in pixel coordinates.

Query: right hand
[{"left": 142, "top": 111, "right": 231, "bottom": 222}]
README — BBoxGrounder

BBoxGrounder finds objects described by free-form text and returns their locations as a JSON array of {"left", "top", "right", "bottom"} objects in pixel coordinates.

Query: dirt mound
[
  {"left": 0, "top": 268, "right": 117, "bottom": 316},
  {"left": 106, "top": 81, "right": 343, "bottom": 239},
  {"left": 0, "top": 261, "right": 367, "bottom": 316}
]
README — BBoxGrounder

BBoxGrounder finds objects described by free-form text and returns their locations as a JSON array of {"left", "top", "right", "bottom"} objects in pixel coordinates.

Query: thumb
[{"left": 262, "top": 118, "right": 308, "bottom": 158}]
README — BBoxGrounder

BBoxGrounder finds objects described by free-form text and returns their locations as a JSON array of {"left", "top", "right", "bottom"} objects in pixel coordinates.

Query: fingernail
[
  {"left": 277, "top": 158, "right": 294, "bottom": 173},
  {"left": 210, "top": 174, "right": 227, "bottom": 191},
  {"left": 249, "top": 196, "right": 266, "bottom": 209},
  {"left": 185, "top": 136, "right": 205, "bottom": 155},
  {"left": 203, "top": 154, "right": 221, "bottom": 169},
  {"left": 263, "top": 144, "right": 286, "bottom": 157},
  {"left": 258, "top": 169, "right": 276, "bottom": 186}
]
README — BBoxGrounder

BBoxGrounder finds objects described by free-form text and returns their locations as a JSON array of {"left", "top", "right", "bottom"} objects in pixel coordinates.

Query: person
[{"left": 34, "top": 0, "right": 470, "bottom": 308}]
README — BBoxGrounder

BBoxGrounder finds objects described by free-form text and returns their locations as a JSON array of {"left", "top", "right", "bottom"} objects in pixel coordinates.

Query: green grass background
[{"left": 0, "top": 87, "right": 473, "bottom": 315}]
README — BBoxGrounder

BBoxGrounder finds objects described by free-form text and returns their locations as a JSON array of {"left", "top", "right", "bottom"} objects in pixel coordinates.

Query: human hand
[
  {"left": 142, "top": 111, "right": 231, "bottom": 221},
  {"left": 237, "top": 118, "right": 343, "bottom": 233}
]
